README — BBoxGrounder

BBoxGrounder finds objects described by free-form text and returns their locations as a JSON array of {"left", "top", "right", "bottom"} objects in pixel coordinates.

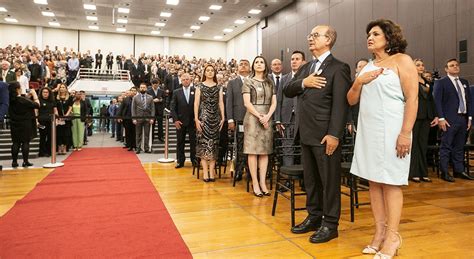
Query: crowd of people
[{"left": 1, "top": 18, "right": 473, "bottom": 258}]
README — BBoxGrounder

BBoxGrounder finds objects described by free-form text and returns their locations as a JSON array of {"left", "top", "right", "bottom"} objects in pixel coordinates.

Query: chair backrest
[
  {"left": 274, "top": 122, "right": 301, "bottom": 166},
  {"left": 29, "top": 81, "right": 40, "bottom": 90}
]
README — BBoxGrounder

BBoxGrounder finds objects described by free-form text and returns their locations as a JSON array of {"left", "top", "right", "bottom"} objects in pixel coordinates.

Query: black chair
[
  {"left": 427, "top": 145, "right": 440, "bottom": 177},
  {"left": 464, "top": 144, "right": 474, "bottom": 174},
  {"left": 271, "top": 123, "right": 306, "bottom": 227}
]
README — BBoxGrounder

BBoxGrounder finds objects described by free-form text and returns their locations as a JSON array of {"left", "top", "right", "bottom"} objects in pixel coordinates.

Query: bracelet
[{"left": 399, "top": 133, "right": 411, "bottom": 139}]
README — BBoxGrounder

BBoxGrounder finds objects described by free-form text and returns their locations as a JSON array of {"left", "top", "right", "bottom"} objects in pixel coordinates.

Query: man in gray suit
[
  {"left": 276, "top": 50, "right": 306, "bottom": 166},
  {"left": 226, "top": 59, "right": 250, "bottom": 181},
  {"left": 132, "top": 82, "right": 155, "bottom": 154}
]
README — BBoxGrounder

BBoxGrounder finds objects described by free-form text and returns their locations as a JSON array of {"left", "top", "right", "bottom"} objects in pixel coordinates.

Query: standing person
[
  {"left": 1, "top": 61, "right": 16, "bottom": 83},
  {"left": 147, "top": 79, "right": 165, "bottom": 142},
  {"left": 284, "top": 25, "right": 351, "bottom": 243},
  {"left": 71, "top": 92, "right": 87, "bottom": 151},
  {"left": 118, "top": 87, "right": 137, "bottom": 151},
  {"left": 56, "top": 84, "right": 72, "bottom": 155},
  {"left": 8, "top": 83, "right": 40, "bottom": 167},
  {"left": 116, "top": 95, "right": 124, "bottom": 142},
  {"left": 99, "top": 104, "right": 108, "bottom": 132},
  {"left": 116, "top": 55, "right": 123, "bottom": 70},
  {"left": 0, "top": 81, "right": 8, "bottom": 170},
  {"left": 108, "top": 98, "right": 118, "bottom": 138},
  {"left": 409, "top": 59, "right": 438, "bottom": 183},
  {"left": 67, "top": 53, "right": 79, "bottom": 85},
  {"left": 36, "top": 87, "right": 57, "bottom": 157},
  {"left": 106, "top": 52, "right": 114, "bottom": 71},
  {"left": 217, "top": 73, "right": 229, "bottom": 166},
  {"left": 347, "top": 19, "right": 418, "bottom": 257},
  {"left": 80, "top": 91, "right": 92, "bottom": 144},
  {"left": 347, "top": 58, "right": 369, "bottom": 134},
  {"left": 242, "top": 56, "right": 277, "bottom": 196},
  {"left": 226, "top": 59, "right": 251, "bottom": 181},
  {"left": 170, "top": 73, "right": 197, "bottom": 168},
  {"left": 269, "top": 59, "right": 283, "bottom": 92},
  {"left": 132, "top": 83, "right": 155, "bottom": 154},
  {"left": 194, "top": 65, "right": 225, "bottom": 182},
  {"left": 434, "top": 58, "right": 473, "bottom": 181},
  {"left": 95, "top": 49, "right": 103, "bottom": 70},
  {"left": 165, "top": 66, "right": 180, "bottom": 109}
]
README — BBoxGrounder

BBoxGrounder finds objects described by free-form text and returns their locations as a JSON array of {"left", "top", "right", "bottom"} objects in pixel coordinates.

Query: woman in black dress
[
  {"left": 8, "top": 82, "right": 40, "bottom": 168},
  {"left": 194, "top": 65, "right": 225, "bottom": 182},
  {"left": 56, "top": 84, "right": 72, "bottom": 155},
  {"left": 37, "top": 87, "right": 57, "bottom": 157}
]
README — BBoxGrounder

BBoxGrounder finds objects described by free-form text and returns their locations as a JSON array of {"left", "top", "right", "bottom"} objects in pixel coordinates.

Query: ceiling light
[
  {"left": 117, "top": 18, "right": 128, "bottom": 24},
  {"left": 166, "top": 0, "right": 179, "bottom": 5},
  {"left": 41, "top": 11, "right": 55, "bottom": 17},
  {"left": 183, "top": 33, "right": 192, "bottom": 37},
  {"left": 34, "top": 0, "right": 48, "bottom": 5},
  {"left": 190, "top": 25, "right": 200, "bottom": 30},
  {"left": 117, "top": 7, "right": 129, "bottom": 14},
  {"left": 4, "top": 17, "right": 18, "bottom": 23},
  {"left": 249, "top": 9, "right": 261, "bottom": 14},
  {"left": 83, "top": 4, "right": 96, "bottom": 10},
  {"left": 88, "top": 25, "right": 99, "bottom": 30},
  {"left": 198, "top": 16, "right": 210, "bottom": 21},
  {"left": 151, "top": 31, "right": 161, "bottom": 35},
  {"left": 49, "top": 22, "right": 60, "bottom": 27},
  {"left": 155, "top": 22, "right": 166, "bottom": 27},
  {"left": 209, "top": 5, "right": 222, "bottom": 10},
  {"left": 0, "top": 7, "right": 8, "bottom": 12},
  {"left": 86, "top": 16, "right": 98, "bottom": 21},
  {"left": 223, "top": 28, "right": 233, "bottom": 33},
  {"left": 234, "top": 19, "right": 246, "bottom": 24},
  {"left": 214, "top": 36, "right": 223, "bottom": 40},
  {"left": 160, "top": 12, "right": 172, "bottom": 17},
  {"left": 116, "top": 28, "right": 126, "bottom": 32}
]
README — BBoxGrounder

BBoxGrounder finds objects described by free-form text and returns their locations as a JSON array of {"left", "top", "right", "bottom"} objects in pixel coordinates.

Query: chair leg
[
  {"left": 246, "top": 166, "right": 250, "bottom": 193},
  {"left": 197, "top": 163, "right": 200, "bottom": 179},
  {"left": 271, "top": 173, "right": 281, "bottom": 216},
  {"left": 290, "top": 178, "right": 296, "bottom": 227},
  {"left": 350, "top": 174, "right": 355, "bottom": 222}
]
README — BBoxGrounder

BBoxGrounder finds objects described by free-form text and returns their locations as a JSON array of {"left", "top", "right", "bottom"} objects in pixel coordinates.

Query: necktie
[
  {"left": 311, "top": 59, "right": 320, "bottom": 74},
  {"left": 184, "top": 88, "right": 189, "bottom": 104},
  {"left": 275, "top": 75, "right": 280, "bottom": 90},
  {"left": 142, "top": 94, "right": 146, "bottom": 109},
  {"left": 454, "top": 78, "right": 466, "bottom": 113}
]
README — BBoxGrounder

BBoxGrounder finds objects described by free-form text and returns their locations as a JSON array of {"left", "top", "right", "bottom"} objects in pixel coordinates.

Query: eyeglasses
[{"left": 307, "top": 32, "right": 328, "bottom": 40}]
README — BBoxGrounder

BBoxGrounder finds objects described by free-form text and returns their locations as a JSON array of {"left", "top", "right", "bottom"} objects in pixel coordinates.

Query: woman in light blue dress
[{"left": 347, "top": 19, "right": 418, "bottom": 259}]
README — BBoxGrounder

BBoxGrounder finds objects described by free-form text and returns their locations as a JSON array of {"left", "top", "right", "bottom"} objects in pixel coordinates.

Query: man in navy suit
[
  {"left": 0, "top": 81, "right": 8, "bottom": 171},
  {"left": 433, "top": 58, "right": 474, "bottom": 182},
  {"left": 171, "top": 73, "right": 196, "bottom": 168}
]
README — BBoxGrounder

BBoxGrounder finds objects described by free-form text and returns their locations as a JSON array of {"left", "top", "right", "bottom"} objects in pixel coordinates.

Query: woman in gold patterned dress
[{"left": 242, "top": 56, "right": 277, "bottom": 197}]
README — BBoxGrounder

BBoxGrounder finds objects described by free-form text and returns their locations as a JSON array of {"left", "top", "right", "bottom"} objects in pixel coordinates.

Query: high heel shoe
[
  {"left": 262, "top": 191, "right": 271, "bottom": 196},
  {"left": 374, "top": 228, "right": 402, "bottom": 259},
  {"left": 363, "top": 222, "right": 386, "bottom": 255},
  {"left": 253, "top": 192, "right": 263, "bottom": 197},
  {"left": 22, "top": 161, "right": 33, "bottom": 167}
]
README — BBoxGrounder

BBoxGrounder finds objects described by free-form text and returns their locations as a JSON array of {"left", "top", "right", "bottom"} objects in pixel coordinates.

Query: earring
[{"left": 386, "top": 47, "right": 391, "bottom": 53}]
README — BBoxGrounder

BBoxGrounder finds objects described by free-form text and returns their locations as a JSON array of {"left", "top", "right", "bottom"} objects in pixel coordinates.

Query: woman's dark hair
[
  {"left": 366, "top": 19, "right": 407, "bottom": 55},
  {"left": 250, "top": 56, "right": 271, "bottom": 84},
  {"left": 39, "top": 87, "right": 54, "bottom": 102},
  {"left": 201, "top": 64, "right": 217, "bottom": 83},
  {"left": 8, "top": 81, "right": 21, "bottom": 99}
]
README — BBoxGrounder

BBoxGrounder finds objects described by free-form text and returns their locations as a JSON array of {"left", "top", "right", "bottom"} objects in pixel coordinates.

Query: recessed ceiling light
[
  {"left": 198, "top": 16, "right": 210, "bottom": 21},
  {"left": 160, "top": 12, "right": 172, "bottom": 17},
  {"left": 117, "top": 7, "right": 129, "bottom": 14},
  {"left": 155, "top": 22, "right": 166, "bottom": 27},
  {"left": 166, "top": 0, "right": 179, "bottom": 5},
  {"left": 183, "top": 33, "right": 192, "bottom": 37},
  {"left": 49, "top": 21, "right": 60, "bottom": 27},
  {"left": 83, "top": 4, "right": 96, "bottom": 10},
  {"left": 248, "top": 9, "right": 261, "bottom": 14},
  {"left": 117, "top": 18, "right": 128, "bottom": 24},
  {"left": 4, "top": 17, "right": 18, "bottom": 23},
  {"left": 34, "top": 0, "right": 48, "bottom": 5},
  {"left": 214, "top": 36, "right": 223, "bottom": 40},
  {"left": 88, "top": 25, "right": 99, "bottom": 30},
  {"left": 86, "top": 16, "right": 98, "bottom": 21},
  {"left": 209, "top": 5, "right": 222, "bottom": 10},
  {"left": 41, "top": 11, "right": 55, "bottom": 17},
  {"left": 116, "top": 28, "right": 126, "bottom": 32},
  {"left": 223, "top": 28, "right": 233, "bottom": 33},
  {"left": 190, "top": 25, "right": 200, "bottom": 30},
  {"left": 0, "top": 7, "right": 8, "bottom": 12},
  {"left": 151, "top": 31, "right": 161, "bottom": 35},
  {"left": 234, "top": 19, "right": 246, "bottom": 24}
]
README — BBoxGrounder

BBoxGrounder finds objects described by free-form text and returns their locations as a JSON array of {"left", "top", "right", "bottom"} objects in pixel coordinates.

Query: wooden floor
[{"left": 1, "top": 163, "right": 473, "bottom": 258}]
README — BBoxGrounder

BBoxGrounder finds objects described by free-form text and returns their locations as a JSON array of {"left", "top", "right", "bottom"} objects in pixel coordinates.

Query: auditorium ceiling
[{"left": 0, "top": 0, "right": 293, "bottom": 41}]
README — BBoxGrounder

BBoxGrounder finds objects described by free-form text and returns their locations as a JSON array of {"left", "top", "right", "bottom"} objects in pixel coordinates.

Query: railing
[{"left": 75, "top": 68, "right": 131, "bottom": 81}]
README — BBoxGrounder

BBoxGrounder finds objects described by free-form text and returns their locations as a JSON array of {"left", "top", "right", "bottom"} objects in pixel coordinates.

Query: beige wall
[{"left": 262, "top": 0, "right": 474, "bottom": 82}]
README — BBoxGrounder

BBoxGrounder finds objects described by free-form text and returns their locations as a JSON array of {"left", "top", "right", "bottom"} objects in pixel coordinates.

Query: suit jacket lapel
[{"left": 318, "top": 54, "right": 333, "bottom": 75}]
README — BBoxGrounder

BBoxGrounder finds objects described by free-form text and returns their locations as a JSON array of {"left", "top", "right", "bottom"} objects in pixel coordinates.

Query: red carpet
[{"left": 0, "top": 148, "right": 192, "bottom": 258}]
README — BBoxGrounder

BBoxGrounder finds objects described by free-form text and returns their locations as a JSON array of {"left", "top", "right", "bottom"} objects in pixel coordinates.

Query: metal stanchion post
[
  {"left": 158, "top": 110, "right": 174, "bottom": 163},
  {"left": 43, "top": 113, "right": 65, "bottom": 168}
]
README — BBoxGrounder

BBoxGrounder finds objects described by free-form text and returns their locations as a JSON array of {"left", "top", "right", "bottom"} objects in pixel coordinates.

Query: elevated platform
[{"left": 68, "top": 69, "right": 134, "bottom": 96}]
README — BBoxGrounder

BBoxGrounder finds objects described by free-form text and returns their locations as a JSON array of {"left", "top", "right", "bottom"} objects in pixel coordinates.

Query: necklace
[{"left": 374, "top": 55, "right": 389, "bottom": 63}]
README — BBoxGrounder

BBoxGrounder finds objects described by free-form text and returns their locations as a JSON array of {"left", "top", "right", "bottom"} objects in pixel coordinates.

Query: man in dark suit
[
  {"left": 95, "top": 49, "right": 103, "bottom": 70},
  {"left": 171, "top": 73, "right": 196, "bottom": 168},
  {"left": 1, "top": 61, "right": 16, "bottom": 83},
  {"left": 118, "top": 87, "right": 138, "bottom": 151},
  {"left": 284, "top": 25, "right": 351, "bottom": 243},
  {"left": 106, "top": 52, "right": 114, "bottom": 71},
  {"left": 433, "top": 58, "right": 473, "bottom": 182},
  {"left": 269, "top": 58, "right": 283, "bottom": 92},
  {"left": 28, "top": 56, "right": 43, "bottom": 83},
  {"left": 0, "top": 81, "right": 7, "bottom": 171},
  {"left": 129, "top": 59, "right": 142, "bottom": 87},
  {"left": 132, "top": 83, "right": 155, "bottom": 154},
  {"left": 226, "top": 59, "right": 250, "bottom": 181},
  {"left": 147, "top": 79, "right": 165, "bottom": 142},
  {"left": 164, "top": 66, "right": 180, "bottom": 109}
]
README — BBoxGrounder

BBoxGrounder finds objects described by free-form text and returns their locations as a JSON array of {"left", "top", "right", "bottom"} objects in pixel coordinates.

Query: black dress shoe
[
  {"left": 22, "top": 161, "right": 33, "bottom": 167},
  {"left": 410, "top": 177, "right": 421, "bottom": 183},
  {"left": 455, "top": 172, "right": 474, "bottom": 180},
  {"left": 309, "top": 226, "right": 338, "bottom": 243},
  {"left": 128, "top": 147, "right": 134, "bottom": 151},
  {"left": 175, "top": 163, "right": 184, "bottom": 169},
  {"left": 291, "top": 217, "right": 322, "bottom": 234},
  {"left": 278, "top": 180, "right": 291, "bottom": 193},
  {"left": 441, "top": 174, "right": 455, "bottom": 182},
  {"left": 209, "top": 178, "right": 216, "bottom": 182},
  {"left": 0, "top": 165, "right": 2, "bottom": 171},
  {"left": 12, "top": 162, "right": 19, "bottom": 168},
  {"left": 234, "top": 174, "right": 242, "bottom": 181},
  {"left": 421, "top": 177, "right": 432, "bottom": 182},
  {"left": 135, "top": 150, "right": 141, "bottom": 154},
  {"left": 122, "top": 146, "right": 129, "bottom": 149},
  {"left": 145, "top": 150, "right": 152, "bottom": 153}
]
